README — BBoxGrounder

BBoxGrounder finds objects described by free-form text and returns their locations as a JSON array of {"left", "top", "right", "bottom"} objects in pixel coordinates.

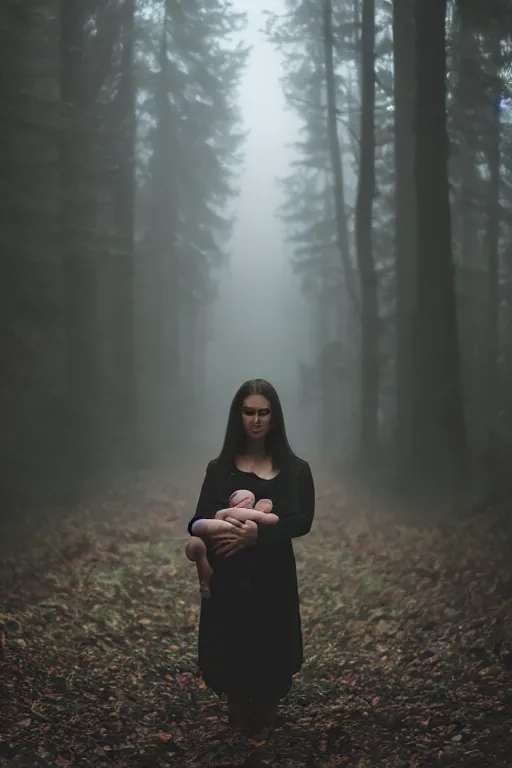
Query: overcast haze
[{"left": 205, "top": 0, "right": 317, "bottom": 455}]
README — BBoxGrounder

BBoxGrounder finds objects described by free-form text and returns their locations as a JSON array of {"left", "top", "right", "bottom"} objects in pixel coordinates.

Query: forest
[
  {"left": 3, "top": 0, "right": 512, "bottom": 505},
  {"left": 1, "top": 0, "right": 248, "bottom": 503},
  {"left": 1, "top": 0, "right": 512, "bottom": 766},
  {"left": 276, "top": 0, "right": 512, "bottom": 494}
]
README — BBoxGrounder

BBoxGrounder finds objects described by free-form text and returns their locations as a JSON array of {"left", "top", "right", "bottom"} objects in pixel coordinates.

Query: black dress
[{"left": 187, "top": 456, "right": 315, "bottom": 700}]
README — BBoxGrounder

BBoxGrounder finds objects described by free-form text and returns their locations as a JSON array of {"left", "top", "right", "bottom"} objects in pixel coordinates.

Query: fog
[
  {"left": 203, "top": 0, "right": 318, "bottom": 459},
  {"left": 3, "top": 0, "right": 506, "bottom": 506}
]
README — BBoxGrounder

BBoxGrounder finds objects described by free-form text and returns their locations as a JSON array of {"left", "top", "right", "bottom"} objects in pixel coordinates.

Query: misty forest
[{"left": 1, "top": 0, "right": 512, "bottom": 765}]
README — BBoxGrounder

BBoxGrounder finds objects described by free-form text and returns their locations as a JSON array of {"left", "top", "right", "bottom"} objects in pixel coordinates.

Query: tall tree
[
  {"left": 484, "top": 21, "right": 502, "bottom": 472},
  {"left": 269, "top": 0, "right": 394, "bottom": 462},
  {"left": 355, "top": 0, "right": 379, "bottom": 462},
  {"left": 140, "top": 15, "right": 180, "bottom": 456},
  {"left": 393, "top": 0, "right": 417, "bottom": 471},
  {"left": 108, "top": 0, "right": 138, "bottom": 465},
  {"left": 267, "top": 0, "right": 356, "bottom": 460},
  {"left": 0, "top": 2, "right": 62, "bottom": 501},
  {"left": 0, "top": 0, "right": 248, "bottom": 506},
  {"left": 137, "top": 0, "right": 247, "bottom": 457},
  {"left": 412, "top": 0, "right": 466, "bottom": 482},
  {"left": 450, "top": 4, "right": 488, "bottom": 455},
  {"left": 323, "top": 0, "right": 359, "bottom": 312},
  {"left": 59, "top": 0, "right": 101, "bottom": 484}
]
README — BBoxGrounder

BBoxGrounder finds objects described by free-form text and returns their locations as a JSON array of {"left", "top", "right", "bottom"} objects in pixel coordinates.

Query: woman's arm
[
  {"left": 256, "top": 460, "right": 315, "bottom": 549},
  {"left": 192, "top": 507, "right": 277, "bottom": 540},
  {"left": 215, "top": 507, "right": 279, "bottom": 525},
  {"left": 187, "top": 460, "right": 224, "bottom": 537}
]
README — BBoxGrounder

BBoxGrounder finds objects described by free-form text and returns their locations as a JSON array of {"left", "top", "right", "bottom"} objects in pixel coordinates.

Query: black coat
[{"left": 187, "top": 456, "right": 315, "bottom": 699}]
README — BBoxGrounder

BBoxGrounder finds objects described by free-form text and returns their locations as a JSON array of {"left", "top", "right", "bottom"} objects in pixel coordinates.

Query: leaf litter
[{"left": 1, "top": 466, "right": 512, "bottom": 767}]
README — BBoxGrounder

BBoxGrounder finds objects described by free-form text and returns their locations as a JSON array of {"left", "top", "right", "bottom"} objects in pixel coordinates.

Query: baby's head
[{"left": 229, "top": 489, "right": 254, "bottom": 509}]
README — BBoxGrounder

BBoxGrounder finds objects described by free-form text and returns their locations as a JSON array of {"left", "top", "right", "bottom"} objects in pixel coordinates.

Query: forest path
[{"left": 0, "top": 465, "right": 511, "bottom": 767}]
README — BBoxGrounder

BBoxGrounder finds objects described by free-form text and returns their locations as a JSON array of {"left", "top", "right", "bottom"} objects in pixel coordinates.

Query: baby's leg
[{"left": 185, "top": 536, "right": 214, "bottom": 599}]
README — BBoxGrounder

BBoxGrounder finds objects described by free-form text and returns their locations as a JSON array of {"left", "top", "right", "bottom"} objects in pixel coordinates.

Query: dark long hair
[{"left": 217, "top": 379, "right": 296, "bottom": 470}]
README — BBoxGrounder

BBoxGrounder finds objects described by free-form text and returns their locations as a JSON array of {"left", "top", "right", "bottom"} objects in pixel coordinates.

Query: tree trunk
[
  {"left": 412, "top": 0, "right": 467, "bottom": 483},
  {"left": 451, "top": 9, "right": 486, "bottom": 456},
  {"left": 485, "top": 26, "right": 501, "bottom": 473},
  {"left": 142, "top": 22, "right": 180, "bottom": 456},
  {"left": 0, "top": 3, "right": 27, "bottom": 501},
  {"left": 355, "top": 0, "right": 378, "bottom": 463},
  {"left": 59, "top": 0, "right": 100, "bottom": 486},
  {"left": 393, "top": 0, "right": 417, "bottom": 472},
  {"left": 110, "top": 0, "right": 138, "bottom": 464},
  {"left": 322, "top": 0, "right": 359, "bottom": 314}
]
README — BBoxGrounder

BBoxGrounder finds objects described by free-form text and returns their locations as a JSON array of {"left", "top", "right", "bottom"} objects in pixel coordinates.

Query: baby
[{"left": 186, "top": 490, "right": 278, "bottom": 598}]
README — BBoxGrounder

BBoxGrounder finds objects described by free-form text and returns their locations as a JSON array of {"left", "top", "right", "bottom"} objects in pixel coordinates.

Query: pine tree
[{"left": 137, "top": 0, "right": 248, "bottom": 456}]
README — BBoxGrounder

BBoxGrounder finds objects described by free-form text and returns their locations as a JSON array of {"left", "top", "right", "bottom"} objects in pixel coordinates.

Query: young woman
[{"left": 186, "top": 378, "right": 315, "bottom": 735}]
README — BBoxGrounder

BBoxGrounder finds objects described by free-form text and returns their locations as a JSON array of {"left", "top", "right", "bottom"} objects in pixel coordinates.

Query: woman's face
[{"left": 241, "top": 395, "right": 272, "bottom": 441}]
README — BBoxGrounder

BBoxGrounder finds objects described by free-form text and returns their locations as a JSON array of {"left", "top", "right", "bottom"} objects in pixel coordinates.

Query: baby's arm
[{"left": 215, "top": 507, "right": 279, "bottom": 525}]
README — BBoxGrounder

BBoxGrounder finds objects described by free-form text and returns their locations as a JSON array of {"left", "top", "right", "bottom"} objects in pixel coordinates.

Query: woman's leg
[
  {"left": 227, "top": 690, "right": 253, "bottom": 732},
  {"left": 250, "top": 696, "right": 278, "bottom": 734},
  {"left": 185, "top": 537, "right": 213, "bottom": 599}
]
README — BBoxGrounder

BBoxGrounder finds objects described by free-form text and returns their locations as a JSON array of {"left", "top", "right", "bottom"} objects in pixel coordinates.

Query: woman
[{"left": 187, "top": 378, "right": 315, "bottom": 734}]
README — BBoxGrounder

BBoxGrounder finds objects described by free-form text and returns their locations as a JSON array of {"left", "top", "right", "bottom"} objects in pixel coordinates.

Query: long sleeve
[
  {"left": 256, "top": 460, "right": 315, "bottom": 549},
  {"left": 187, "top": 460, "right": 223, "bottom": 536}
]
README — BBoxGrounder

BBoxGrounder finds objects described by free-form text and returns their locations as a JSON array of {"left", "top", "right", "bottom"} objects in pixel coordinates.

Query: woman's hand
[{"left": 210, "top": 519, "right": 258, "bottom": 557}]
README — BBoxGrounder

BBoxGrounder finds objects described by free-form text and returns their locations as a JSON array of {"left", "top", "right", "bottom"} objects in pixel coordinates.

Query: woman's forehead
[{"left": 242, "top": 395, "right": 270, "bottom": 410}]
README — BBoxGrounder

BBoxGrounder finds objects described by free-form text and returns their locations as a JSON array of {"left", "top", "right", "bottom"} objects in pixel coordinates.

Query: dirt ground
[{"left": 1, "top": 464, "right": 512, "bottom": 767}]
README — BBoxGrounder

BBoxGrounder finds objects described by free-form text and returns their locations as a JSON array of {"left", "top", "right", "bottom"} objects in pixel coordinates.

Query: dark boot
[{"left": 227, "top": 692, "right": 252, "bottom": 732}]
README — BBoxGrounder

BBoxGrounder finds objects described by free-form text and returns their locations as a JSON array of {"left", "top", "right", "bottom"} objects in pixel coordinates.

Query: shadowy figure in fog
[{"left": 186, "top": 378, "right": 315, "bottom": 736}]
